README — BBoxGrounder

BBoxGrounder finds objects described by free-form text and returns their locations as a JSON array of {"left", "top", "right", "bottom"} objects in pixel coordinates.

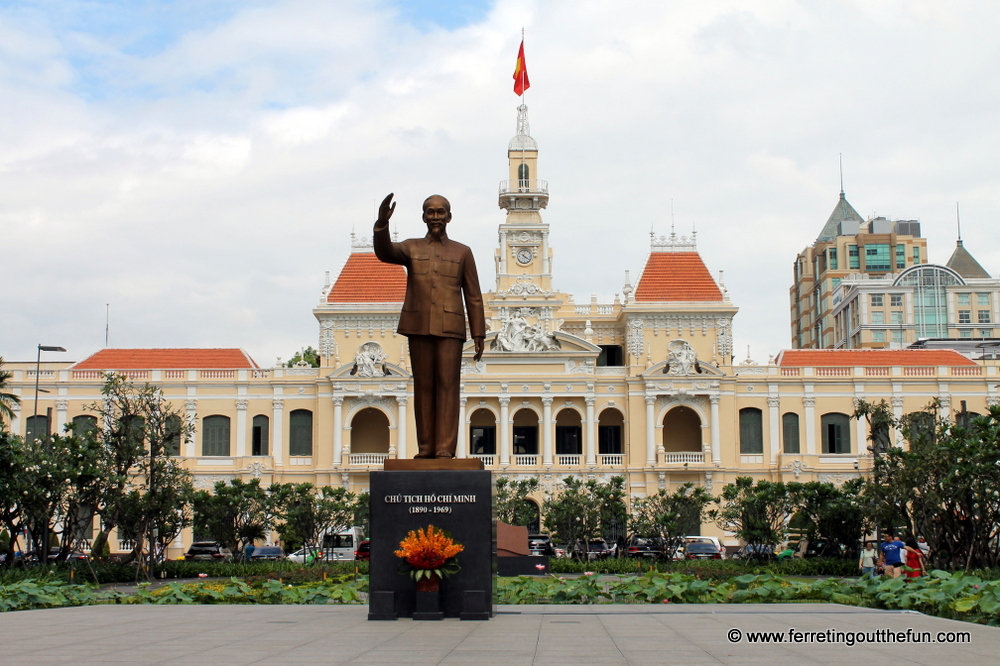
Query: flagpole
[{"left": 519, "top": 29, "right": 526, "bottom": 187}]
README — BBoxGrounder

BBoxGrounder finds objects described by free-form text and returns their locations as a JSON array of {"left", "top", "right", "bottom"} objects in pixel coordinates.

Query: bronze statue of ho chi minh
[{"left": 373, "top": 193, "right": 486, "bottom": 459}]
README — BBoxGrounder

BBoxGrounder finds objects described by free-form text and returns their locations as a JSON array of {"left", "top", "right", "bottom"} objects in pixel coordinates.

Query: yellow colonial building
[{"left": 6, "top": 104, "right": 999, "bottom": 555}]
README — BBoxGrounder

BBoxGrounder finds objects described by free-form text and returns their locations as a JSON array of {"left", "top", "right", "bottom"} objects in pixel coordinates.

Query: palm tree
[{"left": 0, "top": 356, "right": 21, "bottom": 427}]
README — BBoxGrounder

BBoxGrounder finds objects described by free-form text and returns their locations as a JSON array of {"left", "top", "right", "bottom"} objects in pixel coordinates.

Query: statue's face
[{"left": 422, "top": 196, "right": 451, "bottom": 238}]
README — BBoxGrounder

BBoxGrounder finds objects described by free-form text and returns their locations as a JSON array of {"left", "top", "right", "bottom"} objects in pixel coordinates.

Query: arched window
[
  {"left": 123, "top": 415, "right": 145, "bottom": 449},
  {"left": 252, "top": 415, "right": 269, "bottom": 456},
  {"left": 821, "top": 413, "right": 851, "bottom": 454},
  {"left": 894, "top": 264, "right": 964, "bottom": 338},
  {"left": 470, "top": 409, "right": 496, "bottom": 455},
  {"left": 202, "top": 415, "right": 231, "bottom": 456},
  {"left": 522, "top": 499, "right": 541, "bottom": 533},
  {"left": 25, "top": 414, "right": 50, "bottom": 443},
  {"left": 663, "top": 406, "right": 702, "bottom": 453},
  {"left": 512, "top": 409, "right": 538, "bottom": 455},
  {"left": 739, "top": 408, "right": 764, "bottom": 454},
  {"left": 71, "top": 414, "right": 98, "bottom": 437},
  {"left": 517, "top": 162, "right": 529, "bottom": 189},
  {"left": 350, "top": 408, "right": 389, "bottom": 454},
  {"left": 165, "top": 414, "right": 182, "bottom": 456},
  {"left": 598, "top": 408, "right": 624, "bottom": 455},
  {"left": 555, "top": 409, "right": 582, "bottom": 455},
  {"left": 782, "top": 413, "right": 800, "bottom": 454},
  {"left": 289, "top": 409, "right": 313, "bottom": 456}
]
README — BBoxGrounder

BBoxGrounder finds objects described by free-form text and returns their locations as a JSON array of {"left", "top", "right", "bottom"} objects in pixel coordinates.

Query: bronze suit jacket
[{"left": 373, "top": 225, "right": 487, "bottom": 341}]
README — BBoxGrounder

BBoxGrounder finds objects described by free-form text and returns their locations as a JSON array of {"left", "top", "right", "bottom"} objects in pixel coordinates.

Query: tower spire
[
  {"left": 839, "top": 153, "right": 844, "bottom": 196},
  {"left": 956, "top": 201, "right": 962, "bottom": 243}
]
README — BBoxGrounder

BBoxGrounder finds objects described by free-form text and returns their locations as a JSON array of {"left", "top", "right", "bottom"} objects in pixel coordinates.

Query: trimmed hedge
[{"left": 546, "top": 556, "right": 858, "bottom": 578}]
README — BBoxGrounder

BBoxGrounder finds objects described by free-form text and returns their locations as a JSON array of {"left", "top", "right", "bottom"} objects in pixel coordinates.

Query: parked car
[
  {"left": 184, "top": 542, "right": 233, "bottom": 562},
  {"left": 683, "top": 536, "right": 726, "bottom": 559},
  {"left": 734, "top": 544, "right": 777, "bottom": 561},
  {"left": 528, "top": 534, "right": 556, "bottom": 557},
  {"left": 355, "top": 540, "right": 371, "bottom": 561},
  {"left": 287, "top": 547, "right": 353, "bottom": 564},
  {"left": 624, "top": 536, "right": 665, "bottom": 559},
  {"left": 249, "top": 545, "right": 286, "bottom": 561},
  {"left": 578, "top": 539, "right": 615, "bottom": 560},
  {"left": 684, "top": 542, "right": 724, "bottom": 560}
]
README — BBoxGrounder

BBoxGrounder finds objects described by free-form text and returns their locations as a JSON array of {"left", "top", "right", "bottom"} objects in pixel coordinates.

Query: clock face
[{"left": 516, "top": 248, "right": 533, "bottom": 265}]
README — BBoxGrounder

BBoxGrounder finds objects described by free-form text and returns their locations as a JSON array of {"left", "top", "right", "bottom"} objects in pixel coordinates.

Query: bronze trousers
[{"left": 407, "top": 335, "right": 463, "bottom": 458}]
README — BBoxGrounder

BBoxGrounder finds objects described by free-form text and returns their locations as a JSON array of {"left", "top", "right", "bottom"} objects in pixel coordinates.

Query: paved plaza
[{"left": 4, "top": 603, "right": 998, "bottom": 664}]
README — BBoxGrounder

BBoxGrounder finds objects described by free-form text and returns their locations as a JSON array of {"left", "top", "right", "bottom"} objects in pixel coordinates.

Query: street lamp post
[{"left": 34, "top": 344, "right": 66, "bottom": 565}]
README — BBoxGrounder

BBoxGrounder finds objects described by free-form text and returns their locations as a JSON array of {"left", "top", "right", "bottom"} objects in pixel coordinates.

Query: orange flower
[{"left": 394, "top": 525, "right": 464, "bottom": 570}]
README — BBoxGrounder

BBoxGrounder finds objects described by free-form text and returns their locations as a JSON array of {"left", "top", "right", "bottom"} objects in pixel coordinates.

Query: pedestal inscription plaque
[{"left": 368, "top": 470, "right": 495, "bottom": 620}]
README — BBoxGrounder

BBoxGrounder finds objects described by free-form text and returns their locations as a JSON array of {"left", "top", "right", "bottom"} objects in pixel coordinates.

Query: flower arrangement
[{"left": 395, "top": 525, "right": 464, "bottom": 582}]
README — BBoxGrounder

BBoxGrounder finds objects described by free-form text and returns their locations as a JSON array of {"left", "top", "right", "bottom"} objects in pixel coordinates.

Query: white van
[{"left": 318, "top": 526, "right": 364, "bottom": 561}]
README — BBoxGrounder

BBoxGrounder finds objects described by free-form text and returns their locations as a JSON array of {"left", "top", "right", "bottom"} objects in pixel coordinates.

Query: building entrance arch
[
  {"left": 662, "top": 405, "right": 702, "bottom": 453},
  {"left": 350, "top": 408, "right": 390, "bottom": 454}
]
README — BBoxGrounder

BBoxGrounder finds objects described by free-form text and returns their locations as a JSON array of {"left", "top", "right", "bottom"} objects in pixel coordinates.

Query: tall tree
[
  {"left": 629, "top": 483, "right": 714, "bottom": 561},
  {"left": 855, "top": 399, "right": 1000, "bottom": 570},
  {"left": 711, "top": 477, "right": 795, "bottom": 553},
  {"left": 285, "top": 347, "right": 320, "bottom": 368},
  {"left": 272, "top": 484, "right": 357, "bottom": 558},
  {"left": 192, "top": 478, "right": 279, "bottom": 555},
  {"left": 543, "top": 476, "right": 625, "bottom": 558},
  {"left": 0, "top": 357, "right": 20, "bottom": 427},
  {"left": 495, "top": 476, "right": 540, "bottom": 527},
  {"left": 787, "top": 479, "right": 867, "bottom": 558}
]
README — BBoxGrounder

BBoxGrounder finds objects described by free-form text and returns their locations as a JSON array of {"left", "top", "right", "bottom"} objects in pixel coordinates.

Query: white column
[
  {"left": 457, "top": 397, "right": 468, "bottom": 458},
  {"left": 396, "top": 396, "right": 408, "bottom": 459},
  {"left": 939, "top": 392, "right": 951, "bottom": 420},
  {"left": 499, "top": 231, "right": 508, "bottom": 274},
  {"left": 803, "top": 396, "right": 816, "bottom": 455},
  {"left": 56, "top": 398, "right": 68, "bottom": 434},
  {"left": 541, "top": 230, "right": 550, "bottom": 274},
  {"left": 332, "top": 397, "right": 344, "bottom": 466},
  {"left": 767, "top": 397, "right": 780, "bottom": 465},
  {"left": 185, "top": 398, "right": 197, "bottom": 457},
  {"left": 891, "top": 396, "right": 904, "bottom": 448},
  {"left": 645, "top": 396, "right": 656, "bottom": 466},
  {"left": 9, "top": 402, "right": 20, "bottom": 439},
  {"left": 499, "top": 397, "right": 511, "bottom": 466},
  {"left": 710, "top": 394, "right": 721, "bottom": 465},
  {"left": 585, "top": 397, "right": 597, "bottom": 465},
  {"left": 235, "top": 399, "right": 248, "bottom": 457},
  {"left": 272, "top": 397, "right": 284, "bottom": 465},
  {"left": 542, "top": 397, "right": 553, "bottom": 466}
]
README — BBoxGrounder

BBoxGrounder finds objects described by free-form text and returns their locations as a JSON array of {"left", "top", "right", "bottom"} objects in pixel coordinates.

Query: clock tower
[{"left": 495, "top": 103, "right": 553, "bottom": 294}]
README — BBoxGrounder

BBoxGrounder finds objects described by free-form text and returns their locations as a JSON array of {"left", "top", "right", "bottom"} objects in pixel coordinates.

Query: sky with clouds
[{"left": 3, "top": 0, "right": 999, "bottom": 366}]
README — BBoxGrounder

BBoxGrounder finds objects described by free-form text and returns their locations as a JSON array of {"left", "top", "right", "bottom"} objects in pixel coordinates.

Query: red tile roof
[
  {"left": 634, "top": 252, "right": 723, "bottom": 302},
  {"left": 328, "top": 253, "right": 407, "bottom": 303},
  {"left": 72, "top": 349, "right": 258, "bottom": 369},
  {"left": 776, "top": 349, "right": 976, "bottom": 367}
]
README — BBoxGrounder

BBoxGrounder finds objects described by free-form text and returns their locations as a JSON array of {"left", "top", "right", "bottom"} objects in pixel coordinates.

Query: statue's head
[{"left": 422, "top": 195, "right": 452, "bottom": 238}]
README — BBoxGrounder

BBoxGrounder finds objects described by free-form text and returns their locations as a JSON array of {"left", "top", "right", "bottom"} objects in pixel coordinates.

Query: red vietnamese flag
[{"left": 513, "top": 40, "right": 530, "bottom": 96}]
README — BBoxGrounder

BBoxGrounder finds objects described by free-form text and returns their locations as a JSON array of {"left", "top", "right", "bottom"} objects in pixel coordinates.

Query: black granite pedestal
[{"left": 368, "top": 470, "right": 495, "bottom": 620}]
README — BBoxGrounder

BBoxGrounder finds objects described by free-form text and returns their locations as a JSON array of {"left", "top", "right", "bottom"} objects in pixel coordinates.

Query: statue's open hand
[
  {"left": 473, "top": 337, "right": 485, "bottom": 362},
  {"left": 375, "top": 192, "right": 396, "bottom": 229}
]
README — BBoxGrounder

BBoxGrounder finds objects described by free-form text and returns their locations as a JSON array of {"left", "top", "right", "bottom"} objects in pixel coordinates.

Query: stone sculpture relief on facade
[
  {"left": 664, "top": 339, "right": 700, "bottom": 376},
  {"left": 491, "top": 307, "right": 561, "bottom": 352},
  {"left": 351, "top": 341, "right": 388, "bottom": 377}
]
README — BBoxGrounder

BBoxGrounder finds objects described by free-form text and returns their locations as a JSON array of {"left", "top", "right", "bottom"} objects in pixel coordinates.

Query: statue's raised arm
[{"left": 374, "top": 192, "right": 396, "bottom": 231}]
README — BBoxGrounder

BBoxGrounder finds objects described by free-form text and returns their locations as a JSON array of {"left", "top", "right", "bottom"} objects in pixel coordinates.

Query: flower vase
[{"left": 413, "top": 573, "right": 443, "bottom": 620}]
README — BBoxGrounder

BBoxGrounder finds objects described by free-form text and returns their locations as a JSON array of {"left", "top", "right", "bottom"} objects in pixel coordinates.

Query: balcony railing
[
  {"left": 349, "top": 453, "right": 389, "bottom": 465},
  {"left": 498, "top": 179, "right": 548, "bottom": 196},
  {"left": 662, "top": 452, "right": 705, "bottom": 464},
  {"left": 557, "top": 455, "right": 581, "bottom": 466},
  {"left": 472, "top": 454, "right": 495, "bottom": 467},
  {"left": 600, "top": 454, "right": 623, "bottom": 466},
  {"left": 513, "top": 454, "right": 538, "bottom": 466}
]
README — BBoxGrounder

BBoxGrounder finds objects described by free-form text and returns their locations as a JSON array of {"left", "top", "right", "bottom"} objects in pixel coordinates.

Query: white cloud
[{"left": 2, "top": 0, "right": 999, "bottom": 367}]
